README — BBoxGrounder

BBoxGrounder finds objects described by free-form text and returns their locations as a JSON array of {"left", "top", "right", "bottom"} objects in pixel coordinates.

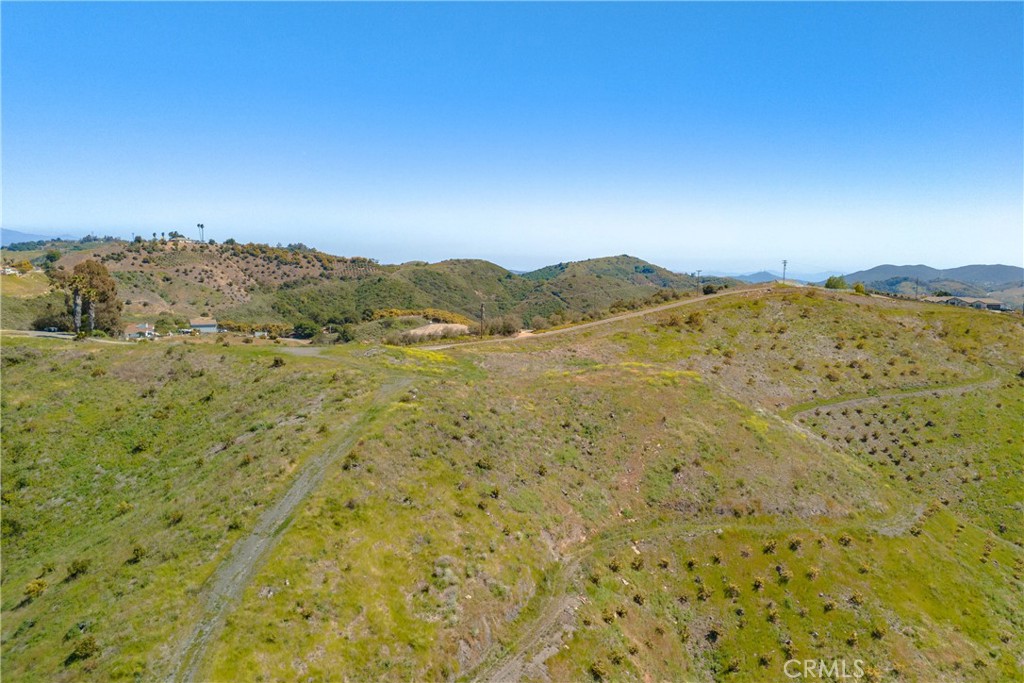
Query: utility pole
[
  {"left": 696, "top": 270, "right": 702, "bottom": 294},
  {"left": 479, "top": 302, "right": 485, "bottom": 336},
  {"left": 197, "top": 223, "right": 205, "bottom": 242},
  {"left": 782, "top": 260, "right": 788, "bottom": 284}
]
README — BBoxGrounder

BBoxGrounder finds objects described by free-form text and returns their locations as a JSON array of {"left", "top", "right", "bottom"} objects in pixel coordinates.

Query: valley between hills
[{"left": 2, "top": 269, "right": 1022, "bottom": 682}]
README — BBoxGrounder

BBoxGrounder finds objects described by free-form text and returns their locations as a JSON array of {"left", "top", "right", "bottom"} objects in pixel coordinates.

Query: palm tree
[{"left": 84, "top": 285, "right": 99, "bottom": 334}]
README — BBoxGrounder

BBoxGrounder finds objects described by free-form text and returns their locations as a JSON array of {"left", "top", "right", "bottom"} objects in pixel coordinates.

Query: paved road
[
  {"left": 0, "top": 329, "right": 74, "bottom": 340},
  {"left": 423, "top": 285, "right": 773, "bottom": 351},
  {"left": 0, "top": 329, "right": 132, "bottom": 344}
]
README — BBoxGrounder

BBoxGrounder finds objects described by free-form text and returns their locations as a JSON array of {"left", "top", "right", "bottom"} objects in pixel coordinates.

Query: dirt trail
[
  {"left": 465, "top": 523, "right": 728, "bottom": 683},
  {"left": 170, "top": 377, "right": 412, "bottom": 682},
  {"left": 423, "top": 286, "right": 773, "bottom": 351},
  {"left": 788, "top": 375, "right": 999, "bottom": 423}
]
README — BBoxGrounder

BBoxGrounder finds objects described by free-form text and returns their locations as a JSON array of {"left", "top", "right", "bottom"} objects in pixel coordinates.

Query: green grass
[{"left": 2, "top": 287, "right": 1021, "bottom": 682}]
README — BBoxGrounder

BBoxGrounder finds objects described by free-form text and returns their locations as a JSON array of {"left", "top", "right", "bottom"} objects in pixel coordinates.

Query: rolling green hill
[
  {"left": 4, "top": 239, "right": 720, "bottom": 332},
  {"left": 2, "top": 287, "right": 1021, "bottom": 682}
]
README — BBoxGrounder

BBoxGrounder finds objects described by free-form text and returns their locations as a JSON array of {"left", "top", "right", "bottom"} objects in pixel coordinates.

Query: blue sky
[{"left": 2, "top": 2, "right": 1021, "bottom": 273}]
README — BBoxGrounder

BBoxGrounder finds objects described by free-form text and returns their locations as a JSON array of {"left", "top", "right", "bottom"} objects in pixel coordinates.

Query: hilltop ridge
[{"left": 2, "top": 239, "right": 733, "bottom": 332}]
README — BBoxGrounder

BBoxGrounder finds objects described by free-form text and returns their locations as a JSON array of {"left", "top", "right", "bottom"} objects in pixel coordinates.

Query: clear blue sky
[{"left": 2, "top": 2, "right": 1021, "bottom": 273}]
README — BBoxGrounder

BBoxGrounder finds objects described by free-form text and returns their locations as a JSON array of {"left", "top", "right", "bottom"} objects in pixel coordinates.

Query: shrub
[
  {"left": 270, "top": 356, "right": 286, "bottom": 368},
  {"left": 762, "top": 540, "right": 777, "bottom": 554},
  {"left": 24, "top": 578, "right": 47, "bottom": 600},
  {"left": 480, "top": 315, "right": 522, "bottom": 337},
  {"left": 66, "top": 559, "right": 91, "bottom": 580},
  {"left": 824, "top": 275, "right": 848, "bottom": 289},
  {"left": 66, "top": 635, "right": 99, "bottom": 664},
  {"left": 292, "top": 320, "right": 319, "bottom": 339},
  {"left": 127, "top": 544, "right": 147, "bottom": 564}
]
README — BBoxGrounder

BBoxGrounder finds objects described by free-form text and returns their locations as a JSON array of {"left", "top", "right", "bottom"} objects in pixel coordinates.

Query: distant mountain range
[
  {"left": 840, "top": 264, "right": 1023, "bottom": 290},
  {"left": 718, "top": 270, "right": 842, "bottom": 284},
  {"left": 834, "top": 263, "right": 1023, "bottom": 307},
  {"left": 1, "top": 229, "right": 85, "bottom": 247}
]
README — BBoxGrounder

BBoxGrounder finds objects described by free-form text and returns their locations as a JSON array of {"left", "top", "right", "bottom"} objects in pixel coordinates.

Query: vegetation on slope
[
  {"left": 10, "top": 240, "right": 721, "bottom": 332},
  {"left": 1, "top": 287, "right": 1021, "bottom": 682}
]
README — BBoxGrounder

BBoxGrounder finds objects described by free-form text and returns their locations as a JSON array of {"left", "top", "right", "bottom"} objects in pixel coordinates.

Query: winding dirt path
[{"left": 170, "top": 377, "right": 412, "bottom": 682}]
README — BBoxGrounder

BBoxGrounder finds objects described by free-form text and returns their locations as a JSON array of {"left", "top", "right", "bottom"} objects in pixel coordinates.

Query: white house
[
  {"left": 189, "top": 317, "right": 219, "bottom": 334},
  {"left": 125, "top": 323, "right": 156, "bottom": 340}
]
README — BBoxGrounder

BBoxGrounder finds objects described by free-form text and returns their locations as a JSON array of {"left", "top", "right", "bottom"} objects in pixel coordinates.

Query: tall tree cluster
[{"left": 49, "top": 260, "right": 123, "bottom": 335}]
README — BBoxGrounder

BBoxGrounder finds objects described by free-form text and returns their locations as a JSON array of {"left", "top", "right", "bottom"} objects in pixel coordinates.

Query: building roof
[
  {"left": 951, "top": 297, "right": 1004, "bottom": 305},
  {"left": 921, "top": 296, "right": 952, "bottom": 303},
  {"left": 189, "top": 317, "right": 218, "bottom": 326},
  {"left": 126, "top": 322, "right": 155, "bottom": 332}
]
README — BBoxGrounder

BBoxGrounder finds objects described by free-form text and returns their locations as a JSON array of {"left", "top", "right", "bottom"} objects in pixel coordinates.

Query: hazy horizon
[{"left": 3, "top": 3, "right": 1021, "bottom": 274}]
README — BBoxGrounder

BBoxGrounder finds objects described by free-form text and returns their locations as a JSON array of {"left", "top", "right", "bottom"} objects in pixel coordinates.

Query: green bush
[
  {"left": 66, "top": 558, "right": 91, "bottom": 580},
  {"left": 66, "top": 635, "right": 99, "bottom": 664},
  {"left": 824, "top": 275, "right": 848, "bottom": 289}
]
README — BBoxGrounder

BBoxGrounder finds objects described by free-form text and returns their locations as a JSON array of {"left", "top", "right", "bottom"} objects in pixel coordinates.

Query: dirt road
[
  {"left": 170, "top": 377, "right": 412, "bottom": 682},
  {"left": 423, "top": 285, "right": 773, "bottom": 351}
]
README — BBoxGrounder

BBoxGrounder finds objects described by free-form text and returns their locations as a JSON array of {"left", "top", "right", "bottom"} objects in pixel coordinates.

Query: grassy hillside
[
  {"left": 14, "top": 242, "right": 715, "bottom": 332},
  {"left": 1, "top": 273, "right": 65, "bottom": 330},
  {"left": 2, "top": 287, "right": 1021, "bottom": 682},
  {"left": 64, "top": 243, "right": 721, "bottom": 331}
]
